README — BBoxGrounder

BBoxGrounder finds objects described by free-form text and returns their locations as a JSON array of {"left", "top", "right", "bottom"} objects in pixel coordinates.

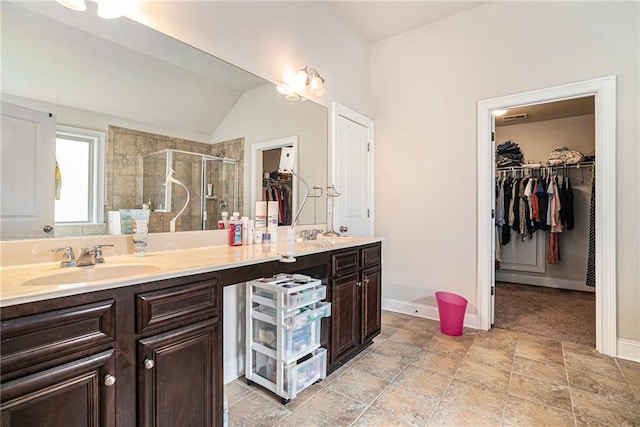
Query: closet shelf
[{"left": 496, "top": 161, "right": 595, "bottom": 172}]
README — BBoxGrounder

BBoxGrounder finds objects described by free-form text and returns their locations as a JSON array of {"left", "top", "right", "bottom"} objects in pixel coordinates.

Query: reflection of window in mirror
[{"left": 54, "top": 126, "right": 105, "bottom": 224}]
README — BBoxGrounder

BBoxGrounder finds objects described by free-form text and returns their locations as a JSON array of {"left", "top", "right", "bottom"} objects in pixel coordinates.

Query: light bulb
[
  {"left": 309, "top": 74, "right": 325, "bottom": 97},
  {"left": 97, "top": 0, "right": 124, "bottom": 19},
  {"left": 293, "top": 68, "right": 308, "bottom": 91},
  {"left": 56, "top": 0, "right": 87, "bottom": 11}
]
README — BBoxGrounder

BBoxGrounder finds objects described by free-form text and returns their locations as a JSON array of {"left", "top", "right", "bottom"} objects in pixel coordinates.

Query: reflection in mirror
[{"left": 0, "top": 2, "right": 327, "bottom": 240}]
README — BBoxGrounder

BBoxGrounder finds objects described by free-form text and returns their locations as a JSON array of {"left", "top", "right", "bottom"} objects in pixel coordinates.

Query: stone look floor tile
[
  {"left": 564, "top": 351, "right": 625, "bottom": 382},
  {"left": 381, "top": 311, "right": 414, "bottom": 329},
  {"left": 411, "top": 350, "right": 461, "bottom": 377},
  {"left": 508, "top": 373, "right": 572, "bottom": 412},
  {"left": 401, "top": 316, "right": 441, "bottom": 335},
  {"left": 392, "top": 364, "right": 452, "bottom": 398},
  {"left": 226, "top": 379, "right": 254, "bottom": 406},
  {"left": 352, "top": 351, "right": 407, "bottom": 382},
  {"left": 512, "top": 355, "right": 568, "bottom": 385},
  {"left": 567, "top": 368, "right": 636, "bottom": 401},
  {"left": 571, "top": 387, "right": 640, "bottom": 426},
  {"left": 351, "top": 406, "right": 414, "bottom": 427},
  {"left": 327, "top": 366, "right": 389, "bottom": 405},
  {"left": 428, "top": 399, "right": 502, "bottom": 426},
  {"left": 388, "top": 328, "right": 433, "bottom": 345},
  {"left": 372, "top": 383, "right": 441, "bottom": 426},
  {"left": 275, "top": 388, "right": 367, "bottom": 427},
  {"left": 515, "top": 340, "right": 565, "bottom": 366},
  {"left": 464, "top": 344, "right": 515, "bottom": 372},
  {"left": 502, "top": 395, "right": 575, "bottom": 427},
  {"left": 227, "top": 311, "right": 640, "bottom": 427},
  {"left": 471, "top": 329, "right": 518, "bottom": 353},
  {"left": 372, "top": 339, "right": 422, "bottom": 363},
  {"left": 440, "top": 378, "right": 507, "bottom": 420},
  {"left": 229, "top": 392, "right": 291, "bottom": 427},
  {"left": 454, "top": 358, "right": 511, "bottom": 392},
  {"left": 425, "top": 334, "right": 473, "bottom": 359}
]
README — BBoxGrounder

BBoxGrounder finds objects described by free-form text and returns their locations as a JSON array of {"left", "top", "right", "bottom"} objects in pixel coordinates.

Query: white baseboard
[
  {"left": 224, "top": 357, "right": 244, "bottom": 384},
  {"left": 382, "top": 298, "right": 480, "bottom": 330},
  {"left": 496, "top": 271, "right": 595, "bottom": 292},
  {"left": 617, "top": 338, "right": 640, "bottom": 362}
]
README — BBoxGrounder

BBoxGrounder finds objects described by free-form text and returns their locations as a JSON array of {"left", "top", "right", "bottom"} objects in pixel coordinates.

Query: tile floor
[{"left": 225, "top": 311, "right": 640, "bottom": 426}]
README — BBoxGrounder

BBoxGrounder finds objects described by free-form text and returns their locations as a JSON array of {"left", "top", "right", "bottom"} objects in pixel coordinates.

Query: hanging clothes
[
  {"left": 586, "top": 175, "right": 596, "bottom": 287},
  {"left": 501, "top": 178, "right": 512, "bottom": 245},
  {"left": 563, "top": 175, "right": 575, "bottom": 230}
]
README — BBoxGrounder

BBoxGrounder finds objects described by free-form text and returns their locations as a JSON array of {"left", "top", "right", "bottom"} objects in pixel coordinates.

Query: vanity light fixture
[
  {"left": 278, "top": 66, "right": 325, "bottom": 101},
  {"left": 56, "top": 0, "right": 126, "bottom": 19},
  {"left": 293, "top": 66, "right": 326, "bottom": 97}
]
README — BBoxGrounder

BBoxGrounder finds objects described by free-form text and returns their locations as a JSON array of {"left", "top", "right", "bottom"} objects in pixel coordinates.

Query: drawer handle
[
  {"left": 144, "top": 359, "right": 155, "bottom": 370},
  {"left": 356, "top": 281, "right": 362, "bottom": 288},
  {"left": 363, "top": 277, "right": 370, "bottom": 285},
  {"left": 104, "top": 375, "right": 116, "bottom": 387}
]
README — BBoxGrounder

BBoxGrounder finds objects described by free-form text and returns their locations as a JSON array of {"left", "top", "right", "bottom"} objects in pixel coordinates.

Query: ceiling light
[
  {"left": 492, "top": 109, "right": 508, "bottom": 116},
  {"left": 56, "top": 0, "right": 87, "bottom": 11}
]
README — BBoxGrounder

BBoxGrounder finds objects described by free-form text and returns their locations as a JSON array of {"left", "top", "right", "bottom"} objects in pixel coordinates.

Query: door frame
[
  {"left": 330, "top": 102, "right": 375, "bottom": 236},
  {"left": 477, "top": 76, "right": 617, "bottom": 356},
  {"left": 250, "top": 136, "right": 298, "bottom": 220}
]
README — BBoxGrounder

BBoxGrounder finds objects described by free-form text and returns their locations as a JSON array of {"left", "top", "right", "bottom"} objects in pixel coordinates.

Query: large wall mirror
[{"left": 0, "top": 1, "right": 328, "bottom": 240}]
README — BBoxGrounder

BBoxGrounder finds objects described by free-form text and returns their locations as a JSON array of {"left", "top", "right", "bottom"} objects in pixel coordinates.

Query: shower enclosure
[{"left": 143, "top": 149, "right": 239, "bottom": 231}]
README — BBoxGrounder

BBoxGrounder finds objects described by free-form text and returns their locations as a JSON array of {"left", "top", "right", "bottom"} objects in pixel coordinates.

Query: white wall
[{"left": 371, "top": 2, "right": 639, "bottom": 342}]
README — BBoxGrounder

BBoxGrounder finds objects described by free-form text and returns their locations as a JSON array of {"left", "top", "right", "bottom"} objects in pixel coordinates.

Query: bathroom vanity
[{"left": 0, "top": 239, "right": 381, "bottom": 426}]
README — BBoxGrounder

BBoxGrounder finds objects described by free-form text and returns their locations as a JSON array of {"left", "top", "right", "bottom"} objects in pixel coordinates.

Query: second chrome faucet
[{"left": 50, "top": 244, "right": 114, "bottom": 267}]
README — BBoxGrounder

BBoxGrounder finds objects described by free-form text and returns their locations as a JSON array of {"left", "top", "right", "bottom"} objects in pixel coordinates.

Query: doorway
[
  {"left": 477, "top": 76, "right": 617, "bottom": 356},
  {"left": 492, "top": 96, "right": 596, "bottom": 346}
]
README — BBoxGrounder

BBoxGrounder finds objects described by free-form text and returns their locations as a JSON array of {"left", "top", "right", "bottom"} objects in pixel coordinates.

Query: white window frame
[{"left": 55, "top": 125, "right": 106, "bottom": 225}]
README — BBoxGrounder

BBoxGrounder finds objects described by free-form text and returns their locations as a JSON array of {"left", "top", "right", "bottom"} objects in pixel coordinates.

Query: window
[{"left": 55, "top": 126, "right": 105, "bottom": 224}]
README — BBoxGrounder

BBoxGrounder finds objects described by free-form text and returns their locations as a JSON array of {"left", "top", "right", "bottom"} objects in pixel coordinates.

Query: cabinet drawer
[
  {"left": 136, "top": 280, "right": 219, "bottom": 333},
  {"left": 0, "top": 300, "right": 116, "bottom": 374},
  {"left": 331, "top": 250, "right": 359, "bottom": 276},
  {"left": 361, "top": 244, "right": 381, "bottom": 268}
]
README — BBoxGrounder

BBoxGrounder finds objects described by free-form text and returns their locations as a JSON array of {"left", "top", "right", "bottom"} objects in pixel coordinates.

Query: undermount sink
[
  {"left": 300, "top": 236, "right": 362, "bottom": 248},
  {"left": 22, "top": 264, "right": 162, "bottom": 287}
]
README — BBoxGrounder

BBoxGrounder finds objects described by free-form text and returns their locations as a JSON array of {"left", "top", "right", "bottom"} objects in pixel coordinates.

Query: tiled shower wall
[{"left": 106, "top": 126, "right": 244, "bottom": 233}]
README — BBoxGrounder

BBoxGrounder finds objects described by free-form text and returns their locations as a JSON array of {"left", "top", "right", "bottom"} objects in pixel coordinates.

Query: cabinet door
[
  {"left": 330, "top": 273, "right": 360, "bottom": 365},
  {"left": 138, "top": 318, "right": 220, "bottom": 427},
  {"left": 361, "top": 266, "right": 382, "bottom": 344},
  {"left": 0, "top": 349, "right": 116, "bottom": 427}
]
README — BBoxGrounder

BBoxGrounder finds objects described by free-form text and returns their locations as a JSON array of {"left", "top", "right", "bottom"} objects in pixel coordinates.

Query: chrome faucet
[
  {"left": 77, "top": 244, "right": 115, "bottom": 267},
  {"left": 50, "top": 244, "right": 114, "bottom": 268},
  {"left": 50, "top": 246, "right": 77, "bottom": 268},
  {"left": 300, "top": 229, "right": 323, "bottom": 241}
]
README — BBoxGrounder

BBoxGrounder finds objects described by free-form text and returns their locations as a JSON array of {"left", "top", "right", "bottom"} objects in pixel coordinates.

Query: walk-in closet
[{"left": 493, "top": 96, "right": 596, "bottom": 347}]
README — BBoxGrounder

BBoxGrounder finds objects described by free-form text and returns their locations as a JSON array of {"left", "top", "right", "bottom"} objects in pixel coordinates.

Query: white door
[
  {"left": 1, "top": 102, "right": 56, "bottom": 239},
  {"left": 333, "top": 104, "right": 374, "bottom": 237}
]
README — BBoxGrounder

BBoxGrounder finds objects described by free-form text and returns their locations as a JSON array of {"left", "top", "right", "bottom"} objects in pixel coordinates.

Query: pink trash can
[{"left": 435, "top": 291, "right": 468, "bottom": 336}]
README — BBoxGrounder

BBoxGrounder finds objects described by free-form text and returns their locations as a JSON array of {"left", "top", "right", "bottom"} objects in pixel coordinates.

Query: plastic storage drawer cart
[{"left": 245, "top": 274, "right": 331, "bottom": 403}]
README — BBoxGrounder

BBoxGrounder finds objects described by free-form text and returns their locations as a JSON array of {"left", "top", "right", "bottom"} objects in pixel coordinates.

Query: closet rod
[{"left": 496, "top": 161, "right": 595, "bottom": 172}]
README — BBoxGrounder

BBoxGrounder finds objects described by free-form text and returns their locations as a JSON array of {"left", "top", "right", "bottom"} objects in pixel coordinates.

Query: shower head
[{"left": 215, "top": 149, "right": 226, "bottom": 157}]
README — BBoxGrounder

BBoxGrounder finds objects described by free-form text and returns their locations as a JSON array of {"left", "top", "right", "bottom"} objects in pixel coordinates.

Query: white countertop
[{"left": 0, "top": 237, "right": 382, "bottom": 307}]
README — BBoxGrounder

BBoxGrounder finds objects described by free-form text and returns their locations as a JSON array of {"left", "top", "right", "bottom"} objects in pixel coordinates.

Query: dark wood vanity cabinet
[
  {"left": 328, "top": 243, "right": 382, "bottom": 369},
  {"left": 0, "top": 272, "right": 222, "bottom": 427}
]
